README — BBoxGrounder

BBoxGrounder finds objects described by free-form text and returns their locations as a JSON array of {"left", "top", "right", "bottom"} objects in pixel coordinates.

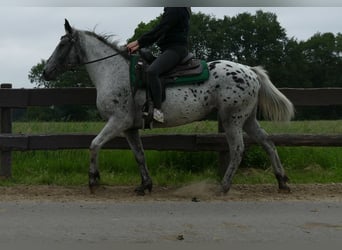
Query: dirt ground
[{"left": 1, "top": 182, "right": 342, "bottom": 202}]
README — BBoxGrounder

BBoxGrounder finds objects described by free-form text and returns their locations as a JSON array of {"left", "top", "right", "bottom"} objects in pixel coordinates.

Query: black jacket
[{"left": 138, "top": 7, "right": 191, "bottom": 51}]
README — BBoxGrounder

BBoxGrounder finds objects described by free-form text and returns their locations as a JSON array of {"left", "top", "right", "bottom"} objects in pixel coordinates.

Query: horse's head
[{"left": 42, "top": 19, "right": 81, "bottom": 81}]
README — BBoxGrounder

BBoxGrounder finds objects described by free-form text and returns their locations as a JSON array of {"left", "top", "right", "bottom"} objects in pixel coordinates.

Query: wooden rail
[
  {"left": 1, "top": 87, "right": 342, "bottom": 107},
  {"left": 1, "top": 84, "right": 342, "bottom": 178},
  {"left": 1, "top": 133, "right": 342, "bottom": 152}
]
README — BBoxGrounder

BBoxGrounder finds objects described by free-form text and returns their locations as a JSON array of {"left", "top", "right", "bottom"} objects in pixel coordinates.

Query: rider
[{"left": 127, "top": 7, "right": 191, "bottom": 123}]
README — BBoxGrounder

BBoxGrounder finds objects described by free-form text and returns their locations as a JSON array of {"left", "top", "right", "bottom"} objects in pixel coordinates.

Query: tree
[
  {"left": 28, "top": 60, "right": 92, "bottom": 88},
  {"left": 280, "top": 38, "right": 312, "bottom": 87},
  {"left": 128, "top": 16, "right": 162, "bottom": 54},
  {"left": 27, "top": 61, "right": 98, "bottom": 121},
  {"left": 301, "top": 32, "right": 342, "bottom": 87},
  {"left": 220, "top": 11, "right": 287, "bottom": 64},
  {"left": 335, "top": 33, "right": 342, "bottom": 84},
  {"left": 188, "top": 12, "right": 219, "bottom": 60}
]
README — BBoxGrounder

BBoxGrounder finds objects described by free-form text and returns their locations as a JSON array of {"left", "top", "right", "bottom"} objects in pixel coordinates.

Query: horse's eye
[{"left": 59, "top": 39, "right": 69, "bottom": 47}]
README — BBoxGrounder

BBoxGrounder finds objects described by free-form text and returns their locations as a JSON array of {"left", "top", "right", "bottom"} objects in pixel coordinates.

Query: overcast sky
[{"left": 0, "top": 7, "right": 341, "bottom": 88}]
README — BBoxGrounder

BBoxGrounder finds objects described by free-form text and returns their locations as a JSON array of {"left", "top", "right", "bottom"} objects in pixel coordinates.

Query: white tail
[{"left": 251, "top": 66, "right": 294, "bottom": 121}]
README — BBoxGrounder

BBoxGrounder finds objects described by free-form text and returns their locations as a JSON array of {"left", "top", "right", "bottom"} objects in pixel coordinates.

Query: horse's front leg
[
  {"left": 89, "top": 116, "right": 123, "bottom": 194},
  {"left": 124, "top": 129, "right": 152, "bottom": 196}
]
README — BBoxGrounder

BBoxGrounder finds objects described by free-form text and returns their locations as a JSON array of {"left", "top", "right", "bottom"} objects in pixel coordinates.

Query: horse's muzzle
[{"left": 42, "top": 69, "right": 55, "bottom": 81}]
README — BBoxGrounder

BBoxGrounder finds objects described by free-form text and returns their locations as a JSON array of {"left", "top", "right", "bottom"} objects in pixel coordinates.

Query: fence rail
[
  {"left": 1, "top": 84, "right": 342, "bottom": 178},
  {"left": 1, "top": 133, "right": 342, "bottom": 152},
  {"left": 1, "top": 87, "right": 342, "bottom": 107}
]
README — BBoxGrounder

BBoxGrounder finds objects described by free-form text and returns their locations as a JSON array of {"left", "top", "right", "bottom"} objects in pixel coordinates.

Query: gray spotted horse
[{"left": 42, "top": 20, "right": 294, "bottom": 195}]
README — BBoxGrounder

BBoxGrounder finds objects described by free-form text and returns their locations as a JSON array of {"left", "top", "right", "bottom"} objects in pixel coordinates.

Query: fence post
[{"left": 0, "top": 83, "right": 13, "bottom": 178}]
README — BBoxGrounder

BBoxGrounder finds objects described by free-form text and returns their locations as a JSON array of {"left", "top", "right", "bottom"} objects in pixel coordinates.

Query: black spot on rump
[
  {"left": 236, "top": 85, "right": 245, "bottom": 91},
  {"left": 235, "top": 78, "right": 245, "bottom": 84},
  {"left": 209, "top": 61, "right": 221, "bottom": 71}
]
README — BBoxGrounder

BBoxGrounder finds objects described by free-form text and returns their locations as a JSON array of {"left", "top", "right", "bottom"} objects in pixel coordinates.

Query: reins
[{"left": 80, "top": 50, "right": 127, "bottom": 66}]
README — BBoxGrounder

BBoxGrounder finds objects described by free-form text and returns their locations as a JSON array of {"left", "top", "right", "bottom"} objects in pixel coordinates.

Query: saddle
[
  {"left": 130, "top": 49, "right": 209, "bottom": 90},
  {"left": 129, "top": 49, "right": 209, "bottom": 129}
]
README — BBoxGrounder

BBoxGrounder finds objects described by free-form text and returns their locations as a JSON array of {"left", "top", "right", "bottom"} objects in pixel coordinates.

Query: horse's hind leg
[
  {"left": 220, "top": 118, "right": 245, "bottom": 193},
  {"left": 243, "top": 110, "right": 290, "bottom": 193},
  {"left": 124, "top": 129, "right": 152, "bottom": 196}
]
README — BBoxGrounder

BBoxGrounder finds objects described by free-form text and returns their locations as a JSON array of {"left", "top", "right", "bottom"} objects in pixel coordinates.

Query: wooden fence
[{"left": 1, "top": 83, "right": 342, "bottom": 177}]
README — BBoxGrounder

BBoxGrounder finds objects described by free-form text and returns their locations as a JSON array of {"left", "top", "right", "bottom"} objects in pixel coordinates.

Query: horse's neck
[{"left": 79, "top": 32, "right": 128, "bottom": 90}]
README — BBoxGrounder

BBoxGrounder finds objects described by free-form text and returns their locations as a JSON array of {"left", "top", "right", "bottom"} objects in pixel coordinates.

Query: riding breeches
[{"left": 146, "top": 46, "right": 188, "bottom": 109}]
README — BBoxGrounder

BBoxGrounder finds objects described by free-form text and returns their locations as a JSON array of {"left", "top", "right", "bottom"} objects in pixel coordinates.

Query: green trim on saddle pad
[
  {"left": 129, "top": 54, "right": 141, "bottom": 88},
  {"left": 129, "top": 55, "right": 210, "bottom": 89}
]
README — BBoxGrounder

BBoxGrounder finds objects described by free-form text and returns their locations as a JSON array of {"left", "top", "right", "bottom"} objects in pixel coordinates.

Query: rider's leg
[{"left": 146, "top": 46, "right": 187, "bottom": 122}]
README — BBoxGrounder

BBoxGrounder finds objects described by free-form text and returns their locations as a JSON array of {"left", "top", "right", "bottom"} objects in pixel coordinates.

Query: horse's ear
[{"left": 64, "top": 19, "right": 73, "bottom": 34}]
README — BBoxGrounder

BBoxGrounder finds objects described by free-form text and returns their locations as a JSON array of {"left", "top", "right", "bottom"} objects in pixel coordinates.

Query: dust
[
  {"left": 172, "top": 180, "right": 219, "bottom": 200},
  {"left": 1, "top": 182, "right": 342, "bottom": 202}
]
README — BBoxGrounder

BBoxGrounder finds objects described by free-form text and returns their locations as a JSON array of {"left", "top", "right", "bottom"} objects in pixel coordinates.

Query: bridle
[{"left": 62, "top": 33, "right": 128, "bottom": 68}]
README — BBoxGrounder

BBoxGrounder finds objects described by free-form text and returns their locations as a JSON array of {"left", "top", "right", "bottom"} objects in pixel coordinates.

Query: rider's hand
[{"left": 127, "top": 40, "right": 140, "bottom": 54}]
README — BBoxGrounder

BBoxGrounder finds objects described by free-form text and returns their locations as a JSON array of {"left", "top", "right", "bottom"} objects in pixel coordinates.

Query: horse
[{"left": 42, "top": 19, "right": 294, "bottom": 195}]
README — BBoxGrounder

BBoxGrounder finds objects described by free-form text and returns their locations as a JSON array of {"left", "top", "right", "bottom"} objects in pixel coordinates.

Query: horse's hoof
[
  {"left": 89, "top": 171, "right": 100, "bottom": 194},
  {"left": 221, "top": 184, "right": 230, "bottom": 194},
  {"left": 134, "top": 187, "right": 146, "bottom": 196},
  {"left": 278, "top": 186, "right": 291, "bottom": 194},
  {"left": 89, "top": 185, "right": 99, "bottom": 194},
  {"left": 134, "top": 180, "right": 153, "bottom": 196},
  {"left": 276, "top": 174, "right": 291, "bottom": 193}
]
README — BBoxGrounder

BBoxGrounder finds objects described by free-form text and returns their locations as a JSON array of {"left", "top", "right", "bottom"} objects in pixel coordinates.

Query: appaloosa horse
[{"left": 43, "top": 20, "right": 294, "bottom": 195}]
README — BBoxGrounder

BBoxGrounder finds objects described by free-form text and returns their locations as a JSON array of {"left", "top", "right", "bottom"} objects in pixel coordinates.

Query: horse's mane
[{"left": 83, "top": 30, "right": 130, "bottom": 61}]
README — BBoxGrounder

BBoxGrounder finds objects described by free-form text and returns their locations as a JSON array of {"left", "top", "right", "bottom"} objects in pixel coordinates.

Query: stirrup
[
  {"left": 142, "top": 117, "right": 153, "bottom": 130},
  {"left": 153, "top": 108, "right": 164, "bottom": 123}
]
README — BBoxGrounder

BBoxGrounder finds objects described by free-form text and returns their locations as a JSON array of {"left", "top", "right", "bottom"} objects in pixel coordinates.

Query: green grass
[{"left": 1, "top": 120, "right": 341, "bottom": 186}]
